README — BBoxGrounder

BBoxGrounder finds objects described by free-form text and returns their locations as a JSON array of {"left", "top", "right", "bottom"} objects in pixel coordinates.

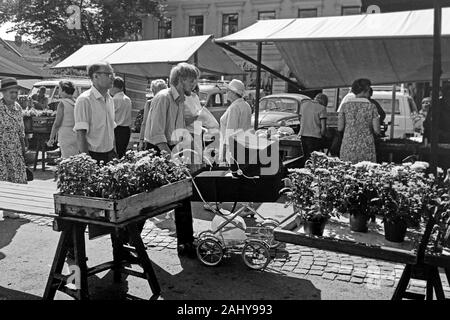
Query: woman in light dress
[
  {"left": 47, "top": 81, "right": 78, "bottom": 158},
  {"left": 338, "top": 78, "right": 380, "bottom": 163}
]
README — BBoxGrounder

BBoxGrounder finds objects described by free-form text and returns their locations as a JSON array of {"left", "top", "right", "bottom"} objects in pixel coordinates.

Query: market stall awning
[
  {"left": 0, "top": 46, "right": 44, "bottom": 79},
  {"left": 52, "top": 35, "right": 243, "bottom": 77},
  {"left": 216, "top": 8, "right": 450, "bottom": 89}
]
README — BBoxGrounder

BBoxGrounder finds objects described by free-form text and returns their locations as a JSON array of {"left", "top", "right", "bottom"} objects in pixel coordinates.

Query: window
[
  {"left": 298, "top": 8, "right": 318, "bottom": 18},
  {"left": 376, "top": 99, "right": 400, "bottom": 114},
  {"left": 341, "top": 6, "right": 361, "bottom": 15},
  {"left": 222, "top": 13, "right": 238, "bottom": 36},
  {"left": 258, "top": 11, "right": 276, "bottom": 20},
  {"left": 158, "top": 18, "right": 172, "bottom": 39},
  {"left": 189, "top": 15, "right": 204, "bottom": 36}
]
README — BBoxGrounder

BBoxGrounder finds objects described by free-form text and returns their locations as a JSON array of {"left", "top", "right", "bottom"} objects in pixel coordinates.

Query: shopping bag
[{"left": 197, "top": 107, "right": 219, "bottom": 129}]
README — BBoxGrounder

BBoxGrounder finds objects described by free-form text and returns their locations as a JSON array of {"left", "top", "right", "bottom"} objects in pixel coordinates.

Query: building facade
[{"left": 142, "top": 0, "right": 362, "bottom": 93}]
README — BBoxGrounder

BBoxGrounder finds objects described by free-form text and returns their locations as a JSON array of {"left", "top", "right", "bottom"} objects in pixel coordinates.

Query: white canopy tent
[
  {"left": 216, "top": 8, "right": 450, "bottom": 89},
  {"left": 52, "top": 35, "right": 243, "bottom": 77}
]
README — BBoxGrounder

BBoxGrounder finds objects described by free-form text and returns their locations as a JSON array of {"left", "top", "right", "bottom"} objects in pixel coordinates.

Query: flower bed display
[
  {"left": 54, "top": 151, "right": 193, "bottom": 223},
  {"left": 283, "top": 152, "right": 450, "bottom": 246}
]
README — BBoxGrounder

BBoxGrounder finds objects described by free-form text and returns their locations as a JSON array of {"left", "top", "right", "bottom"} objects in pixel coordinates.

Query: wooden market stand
[
  {"left": 0, "top": 179, "right": 192, "bottom": 300},
  {"left": 274, "top": 213, "right": 450, "bottom": 300}
]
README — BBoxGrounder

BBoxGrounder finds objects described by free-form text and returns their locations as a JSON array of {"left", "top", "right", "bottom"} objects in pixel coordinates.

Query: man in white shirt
[
  {"left": 74, "top": 62, "right": 117, "bottom": 164},
  {"left": 110, "top": 76, "right": 132, "bottom": 158}
]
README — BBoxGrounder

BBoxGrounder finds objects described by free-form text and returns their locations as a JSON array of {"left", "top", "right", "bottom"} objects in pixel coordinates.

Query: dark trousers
[
  {"left": 114, "top": 126, "right": 131, "bottom": 159},
  {"left": 301, "top": 136, "right": 323, "bottom": 164},
  {"left": 141, "top": 141, "right": 194, "bottom": 245},
  {"left": 88, "top": 149, "right": 117, "bottom": 165}
]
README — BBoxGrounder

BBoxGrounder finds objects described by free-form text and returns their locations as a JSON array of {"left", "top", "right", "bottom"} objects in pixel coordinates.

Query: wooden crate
[
  {"left": 54, "top": 179, "right": 192, "bottom": 223},
  {"left": 32, "top": 116, "right": 55, "bottom": 133}
]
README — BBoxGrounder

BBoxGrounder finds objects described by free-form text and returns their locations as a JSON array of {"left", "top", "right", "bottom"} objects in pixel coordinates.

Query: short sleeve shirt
[
  {"left": 299, "top": 100, "right": 327, "bottom": 139},
  {"left": 73, "top": 86, "right": 116, "bottom": 153}
]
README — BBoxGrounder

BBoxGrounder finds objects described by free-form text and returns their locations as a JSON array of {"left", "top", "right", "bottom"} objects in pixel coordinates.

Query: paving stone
[
  {"left": 310, "top": 265, "right": 325, "bottom": 271},
  {"left": 293, "top": 268, "right": 309, "bottom": 275},
  {"left": 380, "top": 280, "right": 395, "bottom": 287},
  {"left": 284, "top": 262, "right": 298, "bottom": 267},
  {"left": 338, "top": 268, "right": 353, "bottom": 275},
  {"left": 350, "top": 277, "right": 364, "bottom": 284},
  {"left": 366, "top": 273, "right": 381, "bottom": 279},
  {"left": 352, "top": 272, "right": 367, "bottom": 278},
  {"left": 313, "top": 260, "right": 327, "bottom": 266},
  {"left": 336, "top": 275, "right": 351, "bottom": 282},
  {"left": 309, "top": 270, "right": 324, "bottom": 276},
  {"left": 281, "top": 266, "right": 296, "bottom": 272},
  {"left": 324, "top": 267, "right": 339, "bottom": 273},
  {"left": 327, "top": 259, "right": 341, "bottom": 264},
  {"left": 296, "top": 264, "right": 311, "bottom": 270},
  {"left": 322, "top": 273, "right": 337, "bottom": 280}
]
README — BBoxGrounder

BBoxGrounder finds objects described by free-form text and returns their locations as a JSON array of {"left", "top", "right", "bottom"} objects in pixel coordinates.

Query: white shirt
[
  {"left": 113, "top": 91, "right": 132, "bottom": 127},
  {"left": 74, "top": 86, "right": 116, "bottom": 153}
]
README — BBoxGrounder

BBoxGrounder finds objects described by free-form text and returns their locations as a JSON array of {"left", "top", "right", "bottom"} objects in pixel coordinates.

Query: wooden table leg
[
  {"left": 111, "top": 231, "right": 123, "bottom": 283},
  {"left": 127, "top": 223, "right": 161, "bottom": 296},
  {"left": 42, "top": 228, "right": 72, "bottom": 300},
  {"left": 430, "top": 267, "right": 446, "bottom": 300},
  {"left": 73, "top": 223, "right": 89, "bottom": 300},
  {"left": 392, "top": 264, "right": 412, "bottom": 300},
  {"left": 33, "top": 139, "right": 40, "bottom": 171}
]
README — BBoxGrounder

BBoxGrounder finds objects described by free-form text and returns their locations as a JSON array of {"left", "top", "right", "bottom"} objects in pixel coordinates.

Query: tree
[{"left": 0, "top": 0, "right": 167, "bottom": 62}]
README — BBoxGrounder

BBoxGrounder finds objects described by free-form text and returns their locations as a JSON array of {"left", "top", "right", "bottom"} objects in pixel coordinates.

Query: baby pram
[{"left": 190, "top": 132, "right": 286, "bottom": 270}]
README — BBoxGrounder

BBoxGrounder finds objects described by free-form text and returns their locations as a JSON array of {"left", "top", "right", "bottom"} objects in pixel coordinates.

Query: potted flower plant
[{"left": 282, "top": 164, "right": 341, "bottom": 237}]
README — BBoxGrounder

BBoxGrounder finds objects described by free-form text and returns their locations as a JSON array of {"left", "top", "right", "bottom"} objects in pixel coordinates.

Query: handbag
[
  {"left": 329, "top": 131, "right": 343, "bottom": 157},
  {"left": 26, "top": 168, "right": 34, "bottom": 181}
]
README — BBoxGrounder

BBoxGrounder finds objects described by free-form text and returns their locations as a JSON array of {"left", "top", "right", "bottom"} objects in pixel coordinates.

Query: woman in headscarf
[{"left": 219, "top": 79, "right": 252, "bottom": 163}]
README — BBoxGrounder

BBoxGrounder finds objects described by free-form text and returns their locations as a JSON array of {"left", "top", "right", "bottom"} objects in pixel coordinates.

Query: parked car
[
  {"left": 198, "top": 81, "right": 230, "bottom": 122},
  {"left": 251, "top": 93, "right": 311, "bottom": 133},
  {"left": 27, "top": 78, "right": 92, "bottom": 110},
  {"left": 371, "top": 90, "right": 419, "bottom": 139}
]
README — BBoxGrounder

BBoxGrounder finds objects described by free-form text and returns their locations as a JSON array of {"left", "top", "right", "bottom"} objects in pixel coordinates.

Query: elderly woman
[
  {"left": 139, "top": 79, "right": 168, "bottom": 150},
  {"left": 219, "top": 79, "right": 252, "bottom": 163},
  {"left": 0, "top": 78, "right": 27, "bottom": 218},
  {"left": 47, "top": 81, "right": 78, "bottom": 158},
  {"left": 338, "top": 78, "right": 380, "bottom": 163}
]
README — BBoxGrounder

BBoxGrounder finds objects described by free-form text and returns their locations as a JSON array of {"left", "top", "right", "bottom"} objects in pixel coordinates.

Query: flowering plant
[
  {"left": 56, "top": 150, "right": 188, "bottom": 200},
  {"left": 22, "top": 108, "right": 57, "bottom": 117},
  {"left": 281, "top": 153, "right": 342, "bottom": 223}
]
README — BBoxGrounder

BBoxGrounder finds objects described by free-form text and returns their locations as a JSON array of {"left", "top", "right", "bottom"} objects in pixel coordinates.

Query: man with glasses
[{"left": 74, "top": 62, "right": 117, "bottom": 164}]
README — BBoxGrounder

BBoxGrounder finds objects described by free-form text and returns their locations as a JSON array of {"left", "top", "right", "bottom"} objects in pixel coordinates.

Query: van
[
  {"left": 371, "top": 91, "right": 419, "bottom": 139},
  {"left": 27, "top": 78, "right": 92, "bottom": 110}
]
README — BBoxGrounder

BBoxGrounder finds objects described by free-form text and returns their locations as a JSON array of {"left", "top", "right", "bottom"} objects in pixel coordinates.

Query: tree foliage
[{"left": 0, "top": 0, "right": 167, "bottom": 62}]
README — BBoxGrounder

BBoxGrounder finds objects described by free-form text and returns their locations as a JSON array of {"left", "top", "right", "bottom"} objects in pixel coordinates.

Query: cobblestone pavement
[{"left": 15, "top": 213, "right": 450, "bottom": 296}]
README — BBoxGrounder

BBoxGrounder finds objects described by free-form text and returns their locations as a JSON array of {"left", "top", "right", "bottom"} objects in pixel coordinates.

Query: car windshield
[{"left": 260, "top": 98, "right": 298, "bottom": 113}]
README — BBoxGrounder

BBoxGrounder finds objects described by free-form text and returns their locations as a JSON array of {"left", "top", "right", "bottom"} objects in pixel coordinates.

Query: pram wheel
[
  {"left": 196, "top": 236, "right": 224, "bottom": 267},
  {"left": 260, "top": 219, "right": 282, "bottom": 249},
  {"left": 241, "top": 240, "right": 270, "bottom": 270}
]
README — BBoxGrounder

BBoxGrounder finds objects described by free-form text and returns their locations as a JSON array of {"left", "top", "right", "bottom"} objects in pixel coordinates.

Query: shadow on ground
[
  {"left": 0, "top": 286, "right": 42, "bottom": 300},
  {"left": 153, "top": 256, "right": 321, "bottom": 300},
  {"left": 0, "top": 217, "right": 30, "bottom": 261}
]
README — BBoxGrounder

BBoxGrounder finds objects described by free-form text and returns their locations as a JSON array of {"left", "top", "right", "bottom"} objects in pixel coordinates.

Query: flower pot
[
  {"left": 303, "top": 220, "right": 327, "bottom": 236},
  {"left": 349, "top": 214, "right": 368, "bottom": 233},
  {"left": 384, "top": 220, "right": 407, "bottom": 243}
]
